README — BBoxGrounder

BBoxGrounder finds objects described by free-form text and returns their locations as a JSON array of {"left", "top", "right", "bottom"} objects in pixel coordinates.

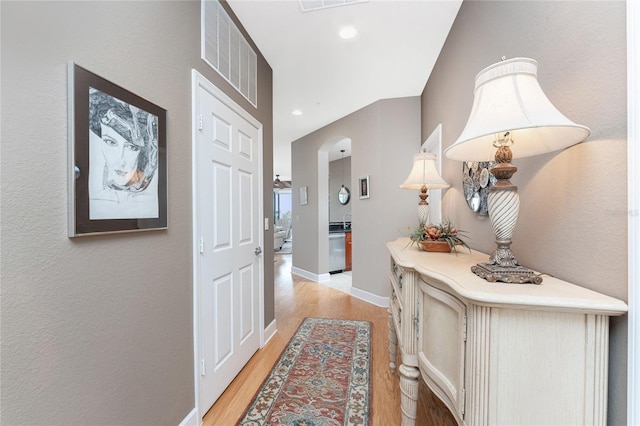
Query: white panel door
[{"left": 196, "top": 83, "right": 261, "bottom": 414}]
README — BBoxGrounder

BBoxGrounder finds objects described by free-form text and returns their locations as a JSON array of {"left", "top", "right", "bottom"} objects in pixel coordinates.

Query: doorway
[
  {"left": 323, "top": 138, "right": 352, "bottom": 292},
  {"left": 191, "top": 70, "right": 265, "bottom": 419},
  {"left": 273, "top": 183, "right": 292, "bottom": 253}
]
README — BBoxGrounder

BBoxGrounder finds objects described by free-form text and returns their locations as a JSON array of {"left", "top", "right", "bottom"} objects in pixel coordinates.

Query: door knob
[{"left": 254, "top": 246, "right": 262, "bottom": 255}]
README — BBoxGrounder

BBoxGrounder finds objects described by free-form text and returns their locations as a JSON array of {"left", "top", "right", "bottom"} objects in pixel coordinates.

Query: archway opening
[{"left": 318, "top": 137, "right": 352, "bottom": 293}]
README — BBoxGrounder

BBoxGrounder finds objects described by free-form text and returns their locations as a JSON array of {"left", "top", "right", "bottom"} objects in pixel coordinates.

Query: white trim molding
[
  {"left": 178, "top": 408, "right": 198, "bottom": 426},
  {"left": 350, "top": 286, "right": 389, "bottom": 308},
  {"left": 291, "top": 266, "right": 331, "bottom": 283},
  {"left": 421, "top": 123, "right": 444, "bottom": 224},
  {"left": 290, "top": 267, "right": 389, "bottom": 307},
  {"left": 264, "top": 319, "right": 277, "bottom": 346},
  {"left": 628, "top": 0, "right": 640, "bottom": 422}
]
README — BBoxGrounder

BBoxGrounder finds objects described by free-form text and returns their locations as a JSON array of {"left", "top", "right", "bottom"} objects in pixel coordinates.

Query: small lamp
[
  {"left": 400, "top": 151, "right": 449, "bottom": 225},
  {"left": 444, "top": 57, "right": 590, "bottom": 284}
]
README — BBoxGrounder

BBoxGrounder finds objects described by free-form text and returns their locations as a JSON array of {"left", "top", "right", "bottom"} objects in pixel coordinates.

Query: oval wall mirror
[{"left": 338, "top": 186, "right": 350, "bottom": 205}]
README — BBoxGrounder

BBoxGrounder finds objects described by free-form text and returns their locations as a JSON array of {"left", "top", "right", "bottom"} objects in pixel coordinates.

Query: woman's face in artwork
[{"left": 100, "top": 123, "right": 141, "bottom": 187}]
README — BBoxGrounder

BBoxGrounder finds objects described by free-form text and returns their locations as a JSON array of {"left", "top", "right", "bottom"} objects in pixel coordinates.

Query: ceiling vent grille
[
  {"left": 202, "top": 0, "right": 257, "bottom": 107},
  {"left": 299, "top": 0, "right": 368, "bottom": 13}
]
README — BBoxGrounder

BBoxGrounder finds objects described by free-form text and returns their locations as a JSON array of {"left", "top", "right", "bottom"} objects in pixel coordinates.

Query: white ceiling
[{"left": 227, "top": 0, "right": 462, "bottom": 181}]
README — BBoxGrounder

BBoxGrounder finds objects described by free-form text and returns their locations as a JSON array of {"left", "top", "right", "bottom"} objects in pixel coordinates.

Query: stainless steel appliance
[{"left": 328, "top": 232, "right": 346, "bottom": 273}]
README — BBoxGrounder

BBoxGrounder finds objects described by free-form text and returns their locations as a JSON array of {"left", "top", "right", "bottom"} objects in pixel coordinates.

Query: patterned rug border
[{"left": 238, "top": 317, "right": 372, "bottom": 425}]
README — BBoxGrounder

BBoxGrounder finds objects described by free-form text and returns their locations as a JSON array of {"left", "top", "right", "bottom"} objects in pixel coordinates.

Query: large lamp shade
[
  {"left": 444, "top": 57, "right": 590, "bottom": 284},
  {"left": 445, "top": 58, "right": 590, "bottom": 162}
]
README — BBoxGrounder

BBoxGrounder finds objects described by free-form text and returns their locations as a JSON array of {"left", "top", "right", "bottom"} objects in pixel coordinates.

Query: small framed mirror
[{"left": 338, "top": 186, "right": 350, "bottom": 205}]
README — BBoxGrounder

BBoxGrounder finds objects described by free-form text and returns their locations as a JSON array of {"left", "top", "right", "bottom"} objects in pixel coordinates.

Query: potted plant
[{"left": 409, "top": 219, "right": 470, "bottom": 253}]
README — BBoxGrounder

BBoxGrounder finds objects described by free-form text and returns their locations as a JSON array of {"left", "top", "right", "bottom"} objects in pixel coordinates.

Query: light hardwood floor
[{"left": 202, "top": 252, "right": 403, "bottom": 425}]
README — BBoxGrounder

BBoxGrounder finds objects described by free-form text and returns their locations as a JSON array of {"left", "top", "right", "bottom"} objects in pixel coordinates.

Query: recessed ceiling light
[
  {"left": 292, "top": 109, "right": 303, "bottom": 116},
  {"left": 339, "top": 26, "right": 357, "bottom": 40}
]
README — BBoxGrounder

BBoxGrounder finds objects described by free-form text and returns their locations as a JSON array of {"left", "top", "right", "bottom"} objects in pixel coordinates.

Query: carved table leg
[
  {"left": 388, "top": 307, "right": 397, "bottom": 372},
  {"left": 399, "top": 364, "right": 420, "bottom": 426}
]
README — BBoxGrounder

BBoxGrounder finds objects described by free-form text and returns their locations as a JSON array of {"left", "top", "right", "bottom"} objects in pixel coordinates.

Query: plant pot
[{"left": 418, "top": 240, "right": 451, "bottom": 253}]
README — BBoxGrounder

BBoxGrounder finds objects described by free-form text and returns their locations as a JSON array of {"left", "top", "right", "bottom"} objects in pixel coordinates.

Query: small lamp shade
[
  {"left": 400, "top": 152, "right": 450, "bottom": 190},
  {"left": 445, "top": 58, "right": 590, "bottom": 162},
  {"left": 401, "top": 152, "right": 449, "bottom": 225}
]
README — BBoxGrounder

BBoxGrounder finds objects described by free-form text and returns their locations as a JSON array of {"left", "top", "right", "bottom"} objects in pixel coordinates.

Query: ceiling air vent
[
  {"left": 202, "top": 0, "right": 257, "bottom": 107},
  {"left": 299, "top": 0, "right": 368, "bottom": 13}
]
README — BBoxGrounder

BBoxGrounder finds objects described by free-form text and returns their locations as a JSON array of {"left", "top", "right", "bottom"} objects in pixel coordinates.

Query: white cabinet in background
[{"left": 387, "top": 238, "right": 627, "bottom": 426}]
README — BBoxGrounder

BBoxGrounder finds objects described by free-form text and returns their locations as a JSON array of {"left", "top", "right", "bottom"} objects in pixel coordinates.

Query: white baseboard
[
  {"left": 292, "top": 267, "right": 389, "bottom": 307},
  {"left": 179, "top": 407, "right": 198, "bottom": 426},
  {"left": 291, "top": 266, "right": 330, "bottom": 283},
  {"left": 350, "top": 286, "right": 389, "bottom": 308},
  {"left": 264, "top": 319, "right": 277, "bottom": 346}
]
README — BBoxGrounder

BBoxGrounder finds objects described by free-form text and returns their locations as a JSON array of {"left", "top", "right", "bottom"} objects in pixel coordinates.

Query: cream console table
[{"left": 387, "top": 238, "right": 627, "bottom": 426}]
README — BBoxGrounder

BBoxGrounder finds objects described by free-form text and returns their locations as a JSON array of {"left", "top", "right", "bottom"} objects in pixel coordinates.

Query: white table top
[{"left": 388, "top": 238, "right": 627, "bottom": 315}]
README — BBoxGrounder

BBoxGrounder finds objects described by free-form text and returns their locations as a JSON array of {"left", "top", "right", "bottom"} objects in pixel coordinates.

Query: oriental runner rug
[{"left": 238, "top": 317, "right": 372, "bottom": 426}]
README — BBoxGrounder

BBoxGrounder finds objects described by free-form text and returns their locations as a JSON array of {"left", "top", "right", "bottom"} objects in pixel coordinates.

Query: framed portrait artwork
[
  {"left": 359, "top": 176, "right": 370, "bottom": 199},
  {"left": 68, "top": 63, "right": 168, "bottom": 236}
]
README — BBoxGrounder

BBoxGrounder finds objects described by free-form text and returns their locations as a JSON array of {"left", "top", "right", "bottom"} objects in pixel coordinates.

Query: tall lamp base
[
  {"left": 476, "top": 140, "right": 543, "bottom": 285},
  {"left": 471, "top": 263, "right": 542, "bottom": 284}
]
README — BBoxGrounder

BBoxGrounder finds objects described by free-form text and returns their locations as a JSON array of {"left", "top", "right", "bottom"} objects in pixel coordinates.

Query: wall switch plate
[{"left": 264, "top": 218, "right": 270, "bottom": 231}]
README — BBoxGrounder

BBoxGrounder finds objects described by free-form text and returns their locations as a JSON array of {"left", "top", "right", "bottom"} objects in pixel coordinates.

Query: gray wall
[
  {"left": 292, "top": 97, "right": 421, "bottom": 296},
  {"left": 421, "top": 1, "right": 627, "bottom": 424},
  {"left": 0, "top": 1, "right": 273, "bottom": 424},
  {"left": 329, "top": 156, "right": 352, "bottom": 223}
]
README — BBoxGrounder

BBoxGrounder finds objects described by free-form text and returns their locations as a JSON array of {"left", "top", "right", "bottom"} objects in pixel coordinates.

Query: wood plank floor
[{"left": 202, "top": 253, "right": 402, "bottom": 425}]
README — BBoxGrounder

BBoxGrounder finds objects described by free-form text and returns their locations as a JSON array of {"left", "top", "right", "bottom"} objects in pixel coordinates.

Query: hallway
[{"left": 202, "top": 252, "right": 401, "bottom": 425}]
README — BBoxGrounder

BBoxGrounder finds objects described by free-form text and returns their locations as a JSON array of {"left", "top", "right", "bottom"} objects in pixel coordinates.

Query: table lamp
[
  {"left": 444, "top": 57, "right": 590, "bottom": 284},
  {"left": 400, "top": 151, "right": 449, "bottom": 225}
]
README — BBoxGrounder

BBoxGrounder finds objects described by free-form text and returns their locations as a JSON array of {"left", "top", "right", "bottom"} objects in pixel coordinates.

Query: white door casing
[
  {"left": 628, "top": 0, "right": 640, "bottom": 422},
  {"left": 421, "top": 123, "right": 444, "bottom": 225},
  {"left": 192, "top": 70, "right": 264, "bottom": 417}
]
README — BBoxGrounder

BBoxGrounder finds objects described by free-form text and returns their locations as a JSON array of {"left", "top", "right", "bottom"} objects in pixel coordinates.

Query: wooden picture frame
[
  {"left": 359, "top": 176, "right": 370, "bottom": 199},
  {"left": 68, "top": 63, "right": 167, "bottom": 236}
]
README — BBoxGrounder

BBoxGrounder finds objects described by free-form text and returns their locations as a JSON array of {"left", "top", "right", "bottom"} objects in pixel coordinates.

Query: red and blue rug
[{"left": 239, "top": 317, "right": 371, "bottom": 425}]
